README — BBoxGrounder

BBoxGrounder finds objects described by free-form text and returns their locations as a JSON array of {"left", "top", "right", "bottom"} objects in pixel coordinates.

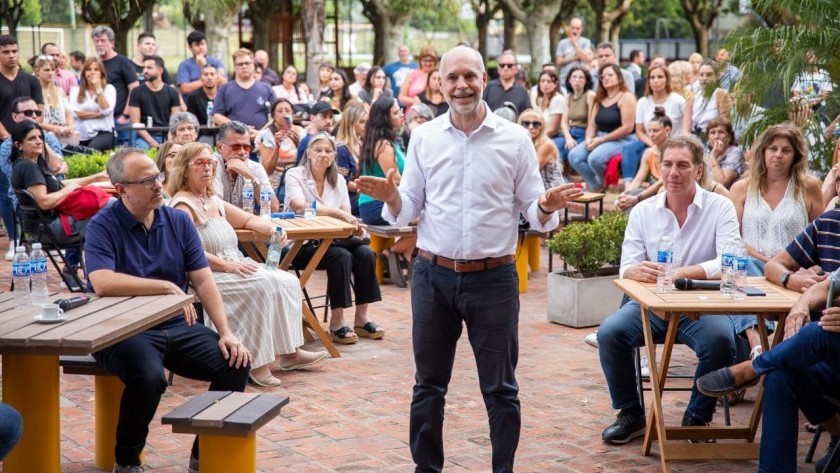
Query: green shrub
[
  {"left": 64, "top": 148, "right": 157, "bottom": 179},
  {"left": 547, "top": 211, "right": 628, "bottom": 278}
]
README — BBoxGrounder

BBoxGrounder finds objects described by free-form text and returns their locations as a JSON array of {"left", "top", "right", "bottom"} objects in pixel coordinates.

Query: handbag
[{"left": 55, "top": 186, "right": 111, "bottom": 236}]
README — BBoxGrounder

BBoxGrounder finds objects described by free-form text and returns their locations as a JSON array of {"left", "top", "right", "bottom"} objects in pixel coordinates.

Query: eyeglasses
[
  {"left": 17, "top": 110, "right": 43, "bottom": 118},
  {"left": 234, "top": 61, "right": 253, "bottom": 67},
  {"left": 221, "top": 142, "right": 252, "bottom": 153},
  {"left": 521, "top": 121, "right": 542, "bottom": 128},
  {"left": 499, "top": 63, "right": 516, "bottom": 69},
  {"left": 190, "top": 158, "right": 214, "bottom": 168},
  {"left": 121, "top": 172, "right": 165, "bottom": 188}
]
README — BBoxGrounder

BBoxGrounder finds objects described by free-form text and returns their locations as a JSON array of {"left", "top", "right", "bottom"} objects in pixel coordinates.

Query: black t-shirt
[
  {"left": 128, "top": 84, "right": 181, "bottom": 127},
  {"left": 132, "top": 61, "right": 173, "bottom": 87},
  {"left": 103, "top": 54, "right": 139, "bottom": 118},
  {"left": 186, "top": 87, "right": 212, "bottom": 125},
  {"left": 483, "top": 80, "right": 531, "bottom": 119},
  {"left": 12, "top": 157, "right": 61, "bottom": 221},
  {"left": 0, "top": 71, "right": 43, "bottom": 135}
]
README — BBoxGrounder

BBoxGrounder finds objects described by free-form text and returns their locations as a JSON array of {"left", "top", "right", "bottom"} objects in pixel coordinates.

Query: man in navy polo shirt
[{"left": 84, "top": 148, "right": 250, "bottom": 473}]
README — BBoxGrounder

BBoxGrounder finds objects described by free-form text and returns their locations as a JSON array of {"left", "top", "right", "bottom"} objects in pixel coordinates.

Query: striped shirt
[{"left": 786, "top": 208, "right": 840, "bottom": 272}]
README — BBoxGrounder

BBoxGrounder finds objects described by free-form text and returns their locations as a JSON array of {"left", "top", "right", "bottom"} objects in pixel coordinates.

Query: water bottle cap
[
  {"left": 15, "top": 246, "right": 25, "bottom": 252},
  {"left": 32, "top": 243, "right": 41, "bottom": 249},
  {"left": 245, "top": 178, "right": 252, "bottom": 183}
]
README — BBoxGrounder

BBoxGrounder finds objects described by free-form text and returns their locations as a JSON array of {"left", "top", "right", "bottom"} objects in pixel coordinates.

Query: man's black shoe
[
  {"left": 682, "top": 412, "right": 715, "bottom": 443},
  {"left": 816, "top": 435, "right": 840, "bottom": 473},
  {"left": 602, "top": 406, "right": 646, "bottom": 444}
]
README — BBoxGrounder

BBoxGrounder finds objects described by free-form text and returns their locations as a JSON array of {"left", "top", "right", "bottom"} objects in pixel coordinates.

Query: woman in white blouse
[
  {"left": 68, "top": 58, "right": 115, "bottom": 151},
  {"left": 271, "top": 65, "right": 308, "bottom": 106},
  {"left": 285, "top": 132, "right": 383, "bottom": 345},
  {"left": 531, "top": 69, "right": 565, "bottom": 139}
]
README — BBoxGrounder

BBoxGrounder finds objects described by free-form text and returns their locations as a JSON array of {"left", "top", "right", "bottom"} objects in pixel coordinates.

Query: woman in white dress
[{"left": 167, "top": 142, "right": 327, "bottom": 387}]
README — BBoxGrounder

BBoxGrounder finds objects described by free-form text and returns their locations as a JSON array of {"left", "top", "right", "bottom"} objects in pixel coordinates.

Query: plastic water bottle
[
  {"left": 732, "top": 241, "right": 749, "bottom": 300},
  {"left": 304, "top": 179, "right": 317, "bottom": 218},
  {"left": 242, "top": 179, "right": 255, "bottom": 214},
  {"left": 12, "top": 246, "right": 30, "bottom": 309},
  {"left": 30, "top": 243, "right": 49, "bottom": 307},
  {"left": 259, "top": 182, "right": 273, "bottom": 220},
  {"left": 205, "top": 101, "right": 214, "bottom": 126},
  {"left": 720, "top": 242, "right": 735, "bottom": 298},
  {"left": 656, "top": 236, "right": 674, "bottom": 293},
  {"left": 264, "top": 226, "right": 284, "bottom": 270}
]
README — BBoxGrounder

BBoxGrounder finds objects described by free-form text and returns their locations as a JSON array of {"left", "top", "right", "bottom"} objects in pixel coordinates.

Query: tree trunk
[
  {"left": 693, "top": 23, "right": 709, "bottom": 57},
  {"left": 301, "top": 0, "right": 325, "bottom": 93},
  {"left": 501, "top": 3, "right": 516, "bottom": 52},
  {"left": 525, "top": 13, "right": 552, "bottom": 73},
  {"left": 204, "top": 8, "right": 232, "bottom": 67},
  {"left": 381, "top": 15, "right": 405, "bottom": 64},
  {"left": 250, "top": 13, "right": 270, "bottom": 54},
  {"left": 477, "top": 19, "right": 488, "bottom": 60}
]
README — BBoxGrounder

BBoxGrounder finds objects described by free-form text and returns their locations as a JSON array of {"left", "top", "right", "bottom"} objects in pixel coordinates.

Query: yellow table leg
[
  {"left": 95, "top": 375, "right": 125, "bottom": 470},
  {"left": 200, "top": 433, "right": 256, "bottom": 473},
  {"left": 2, "top": 354, "right": 61, "bottom": 473},
  {"left": 515, "top": 238, "right": 529, "bottom": 293},
  {"left": 526, "top": 235, "right": 542, "bottom": 271}
]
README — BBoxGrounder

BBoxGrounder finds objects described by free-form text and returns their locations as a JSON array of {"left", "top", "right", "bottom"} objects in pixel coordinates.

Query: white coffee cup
[{"left": 41, "top": 304, "right": 64, "bottom": 320}]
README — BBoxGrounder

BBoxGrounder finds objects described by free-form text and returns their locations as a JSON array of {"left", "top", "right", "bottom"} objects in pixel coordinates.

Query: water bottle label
[
  {"left": 260, "top": 188, "right": 272, "bottom": 201},
  {"left": 657, "top": 250, "right": 672, "bottom": 264},
  {"left": 735, "top": 257, "right": 748, "bottom": 271},
  {"left": 32, "top": 260, "right": 47, "bottom": 274},
  {"left": 721, "top": 253, "right": 735, "bottom": 268},
  {"left": 12, "top": 263, "right": 29, "bottom": 277},
  {"left": 242, "top": 188, "right": 254, "bottom": 200}
]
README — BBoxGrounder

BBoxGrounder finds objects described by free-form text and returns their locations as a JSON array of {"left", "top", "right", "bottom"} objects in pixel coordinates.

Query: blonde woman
[
  {"left": 668, "top": 60, "right": 695, "bottom": 99},
  {"left": 34, "top": 56, "right": 76, "bottom": 146},
  {"left": 518, "top": 109, "right": 564, "bottom": 188},
  {"left": 167, "top": 142, "right": 327, "bottom": 387}
]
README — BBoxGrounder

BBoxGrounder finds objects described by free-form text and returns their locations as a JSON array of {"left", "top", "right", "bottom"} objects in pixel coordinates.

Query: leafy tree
[
  {"left": 76, "top": 0, "right": 157, "bottom": 54},
  {"left": 358, "top": 0, "right": 412, "bottom": 65},
  {"left": 586, "top": 0, "right": 635, "bottom": 44},
  {"left": 302, "top": 0, "right": 326, "bottom": 92},
  {"left": 246, "top": 0, "right": 282, "bottom": 64},
  {"left": 726, "top": 0, "right": 840, "bottom": 174},
  {"left": 498, "top": 0, "right": 565, "bottom": 73},
  {"left": 468, "top": 0, "right": 500, "bottom": 62},
  {"left": 1, "top": 0, "right": 41, "bottom": 36},
  {"left": 180, "top": 0, "right": 240, "bottom": 68},
  {"left": 409, "top": 0, "right": 464, "bottom": 45},
  {"left": 620, "top": 0, "right": 692, "bottom": 39},
  {"left": 679, "top": 0, "right": 725, "bottom": 57}
]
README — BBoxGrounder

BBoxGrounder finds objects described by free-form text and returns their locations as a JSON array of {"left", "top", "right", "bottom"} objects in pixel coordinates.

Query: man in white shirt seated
[{"left": 597, "top": 135, "right": 741, "bottom": 444}]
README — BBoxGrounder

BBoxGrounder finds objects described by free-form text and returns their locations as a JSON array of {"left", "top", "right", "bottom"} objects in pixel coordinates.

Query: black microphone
[
  {"left": 54, "top": 295, "right": 90, "bottom": 312},
  {"left": 674, "top": 278, "right": 720, "bottom": 291}
]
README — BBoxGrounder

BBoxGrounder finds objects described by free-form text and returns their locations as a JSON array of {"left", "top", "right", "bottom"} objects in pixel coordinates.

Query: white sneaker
[
  {"left": 584, "top": 332, "right": 599, "bottom": 348},
  {"left": 640, "top": 353, "right": 650, "bottom": 378},
  {"left": 750, "top": 345, "right": 763, "bottom": 361},
  {"left": 5, "top": 245, "right": 14, "bottom": 261}
]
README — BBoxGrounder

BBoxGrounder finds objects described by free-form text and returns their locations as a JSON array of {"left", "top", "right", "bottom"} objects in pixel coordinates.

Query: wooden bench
[
  {"left": 162, "top": 391, "right": 289, "bottom": 473},
  {"left": 60, "top": 355, "right": 123, "bottom": 470},
  {"left": 366, "top": 224, "right": 417, "bottom": 284}
]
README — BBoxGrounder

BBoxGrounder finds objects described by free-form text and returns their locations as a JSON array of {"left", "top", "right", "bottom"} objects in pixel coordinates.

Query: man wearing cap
[
  {"left": 349, "top": 63, "right": 370, "bottom": 98},
  {"left": 295, "top": 101, "right": 338, "bottom": 163}
]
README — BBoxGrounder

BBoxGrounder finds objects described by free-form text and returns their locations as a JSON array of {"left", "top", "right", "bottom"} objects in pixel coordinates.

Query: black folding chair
[{"left": 13, "top": 189, "right": 86, "bottom": 292}]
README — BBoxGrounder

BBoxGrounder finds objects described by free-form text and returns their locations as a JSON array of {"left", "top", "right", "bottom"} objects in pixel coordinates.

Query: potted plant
[{"left": 546, "top": 211, "right": 628, "bottom": 328}]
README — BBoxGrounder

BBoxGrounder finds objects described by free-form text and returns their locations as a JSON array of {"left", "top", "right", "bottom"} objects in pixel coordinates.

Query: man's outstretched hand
[
  {"left": 540, "top": 183, "right": 584, "bottom": 212},
  {"left": 355, "top": 168, "right": 400, "bottom": 209}
]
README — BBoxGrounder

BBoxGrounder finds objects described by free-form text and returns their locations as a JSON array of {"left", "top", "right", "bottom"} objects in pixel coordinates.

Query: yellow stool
[
  {"left": 515, "top": 233, "right": 544, "bottom": 293},
  {"left": 368, "top": 234, "right": 395, "bottom": 284}
]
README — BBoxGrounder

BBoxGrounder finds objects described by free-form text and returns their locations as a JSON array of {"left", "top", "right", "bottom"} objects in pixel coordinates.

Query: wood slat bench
[
  {"left": 366, "top": 224, "right": 417, "bottom": 284},
  {"left": 162, "top": 391, "right": 290, "bottom": 473}
]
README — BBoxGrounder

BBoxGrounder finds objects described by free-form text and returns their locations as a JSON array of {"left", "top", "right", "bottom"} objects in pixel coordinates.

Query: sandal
[
  {"left": 354, "top": 321, "right": 385, "bottom": 340},
  {"left": 248, "top": 370, "right": 282, "bottom": 387},
  {"left": 330, "top": 325, "right": 358, "bottom": 344}
]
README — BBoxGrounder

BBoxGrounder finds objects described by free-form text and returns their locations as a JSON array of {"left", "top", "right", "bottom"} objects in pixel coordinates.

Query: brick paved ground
[{"left": 0, "top": 241, "right": 826, "bottom": 472}]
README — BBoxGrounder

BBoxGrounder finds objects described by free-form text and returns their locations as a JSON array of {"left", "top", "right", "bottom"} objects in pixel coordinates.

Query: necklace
[{"left": 193, "top": 192, "right": 209, "bottom": 212}]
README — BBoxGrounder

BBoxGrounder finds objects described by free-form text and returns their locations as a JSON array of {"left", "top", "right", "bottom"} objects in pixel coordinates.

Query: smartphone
[
  {"left": 745, "top": 286, "right": 766, "bottom": 297},
  {"left": 284, "top": 115, "right": 293, "bottom": 127}
]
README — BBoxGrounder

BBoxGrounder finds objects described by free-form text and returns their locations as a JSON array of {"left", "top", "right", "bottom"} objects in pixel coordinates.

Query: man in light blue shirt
[{"left": 177, "top": 31, "right": 227, "bottom": 96}]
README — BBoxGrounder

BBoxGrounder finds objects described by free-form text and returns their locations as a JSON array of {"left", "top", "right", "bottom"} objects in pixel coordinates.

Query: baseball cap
[{"left": 310, "top": 101, "right": 340, "bottom": 116}]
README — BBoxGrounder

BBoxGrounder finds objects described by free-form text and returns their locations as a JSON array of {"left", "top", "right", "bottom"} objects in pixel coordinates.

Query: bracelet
[
  {"left": 636, "top": 194, "right": 643, "bottom": 202},
  {"left": 537, "top": 202, "right": 553, "bottom": 215}
]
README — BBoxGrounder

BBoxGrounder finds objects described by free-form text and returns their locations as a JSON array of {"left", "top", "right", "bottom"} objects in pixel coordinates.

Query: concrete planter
[{"left": 547, "top": 268, "right": 622, "bottom": 328}]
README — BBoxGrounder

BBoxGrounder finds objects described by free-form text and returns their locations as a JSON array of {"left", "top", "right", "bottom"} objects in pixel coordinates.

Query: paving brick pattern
[{"left": 0, "top": 244, "right": 825, "bottom": 472}]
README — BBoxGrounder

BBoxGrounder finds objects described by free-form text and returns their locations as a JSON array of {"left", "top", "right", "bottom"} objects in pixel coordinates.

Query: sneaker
[
  {"left": 816, "top": 435, "right": 840, "bottom": 473},
  {"left": 188, "top": 455, "right": 199, "bottom": 473},
  {"left": 750, "top": 345, "right": 763, "bottom": 361},
  {"left": 4, "top": 245, "right": 13, "bottom": 261},
  {"left": 113, "top": 465, "right": 144, "bottom": 473},
  {"left": 639, "top": 352, "right": 649, "bottom": 378},
  {"left": 584, "top": 332, "right": 598, "bottom": 348},
  {"left": 682, "top": 412, "right": 715, "bottom": 443},
  {"left": 601, "top": 406, "right": 646, "bottom": 444}
]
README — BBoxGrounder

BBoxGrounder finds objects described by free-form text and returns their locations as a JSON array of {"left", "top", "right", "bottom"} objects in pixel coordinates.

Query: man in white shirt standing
[
  {"left": 597, "top": 135, "right": 741, "bottom": 445},
  {"left": 356, "top": 45, "right": 582, "bottom": 473}
]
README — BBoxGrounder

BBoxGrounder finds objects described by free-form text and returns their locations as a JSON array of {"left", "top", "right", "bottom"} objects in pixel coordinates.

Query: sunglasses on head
[
  {"left": 17, "top": 110, "right": 43, "bottom": 118},
  {"left": 521, "top": 121, "right": 542, "bottom": 128}
]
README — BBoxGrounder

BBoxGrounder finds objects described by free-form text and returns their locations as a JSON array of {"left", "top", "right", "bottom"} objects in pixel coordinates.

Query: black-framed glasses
[
  {"left": 521, "top": 121, "right": 542, "bottom": 128},
  {"left": 17, "top": 109, "right": 43, "bottom": 118},
  {"left": 499, "top": 63, "right": 516, "bottom": 69},
  {"left": 121, "top": 172, "right": 165, "bottom": 188}
]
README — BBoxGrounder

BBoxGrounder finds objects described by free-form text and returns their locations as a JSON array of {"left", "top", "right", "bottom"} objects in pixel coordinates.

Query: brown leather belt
[{"left": 418, "top": 249, "right": 515, "bottom": 273}]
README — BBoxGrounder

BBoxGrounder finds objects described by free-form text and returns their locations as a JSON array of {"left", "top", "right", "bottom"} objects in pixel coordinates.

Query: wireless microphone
[
  {"left": 54, "top": 295, "right": 90, "bottom": 312},
  {"left": 674, "top": 278, "right": 720, "bottom": 291}
]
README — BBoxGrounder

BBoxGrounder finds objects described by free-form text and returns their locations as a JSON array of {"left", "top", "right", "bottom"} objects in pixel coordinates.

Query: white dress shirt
[
  {"left": 619, "top": 183, "right": 740, "bottom": 279},
  {"left": 285, "top": 165, "right": 351, "bottom": 212},
  {"left": 383, "top": 103, "right": 559, "bottom": 260}
]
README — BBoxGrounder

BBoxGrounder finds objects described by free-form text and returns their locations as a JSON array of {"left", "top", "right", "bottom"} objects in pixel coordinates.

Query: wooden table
[
  {"left": 236, "top": 215, "right": 356, "bottom": 359},
  {"left": 0, "top": 292, "right": 193, "bottom": 473},
  {"left": 613, "top": 277, "right": 801, "bottom": 472}
]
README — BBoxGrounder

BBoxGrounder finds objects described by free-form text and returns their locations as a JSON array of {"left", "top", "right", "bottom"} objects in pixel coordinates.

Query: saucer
[{"left": 33, "top": 314, "right": 66, "bottom": 324}]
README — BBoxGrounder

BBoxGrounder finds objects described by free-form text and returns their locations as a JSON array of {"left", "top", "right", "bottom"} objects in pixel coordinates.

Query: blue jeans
[
  {"left": 568, "top": 134, "right": 635, "bottom": 190},
  {"left": 93, "top": 322, "right": 250, "bottom": 466},
  {"left": 359, "top": 200, "right": 388, "bottom": 226},
  {"left": 597, "top": 296, "right": 737, "bottom": 422},
  {"left": 553, "top": 126, "right": 586, "bottom": 169},
  {"left": 752, "top": 323, "right": 840, "bottom": 472},
  {"left": 0, "top": 402, "right": 22, "bottom": 461},
  {"left": 409, "top": 257, "right": 520, "bottom": 473},
  {"left": 621, "top": 140, "right": 648, "bottom": 180}
]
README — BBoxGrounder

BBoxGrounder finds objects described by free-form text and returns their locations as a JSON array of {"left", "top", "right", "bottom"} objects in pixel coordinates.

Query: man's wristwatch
[{"left": 780, "top": 271, "right": 792, "bottom": 288}]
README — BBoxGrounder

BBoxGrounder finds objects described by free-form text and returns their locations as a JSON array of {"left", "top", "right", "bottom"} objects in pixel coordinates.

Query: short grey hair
[
  {"left": 107, "top": 148, "right": 146, "bottom": 184},
  {"left": 169, "top": 112, "right": 199, "bottom": 136},
  {"left": 91, "top": 26, "right": 115, "bottom": 43},
  {"left": 408, "top": 103, "right": 435, "bottom": 122},
  {"left": 216, "top": 120, "right": 250, "bottom": 143}
]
